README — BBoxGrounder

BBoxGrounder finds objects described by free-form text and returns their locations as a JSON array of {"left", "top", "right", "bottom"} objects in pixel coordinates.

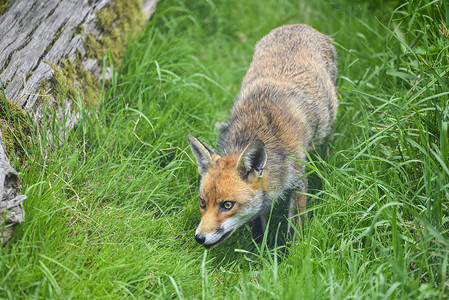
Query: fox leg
[
  {"left": 288, "top": 177, "right": 308, "bottom": 241},
  {"left": 252, "top": 212, "right": 268, "bottom": 244}
]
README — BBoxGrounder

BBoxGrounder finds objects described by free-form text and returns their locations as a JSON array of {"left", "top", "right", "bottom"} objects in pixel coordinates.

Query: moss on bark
[
  {"left": 0, "top": 94, "right": 32, "bottom": 164},
  {"left": 46, "top": 55, "right": 101, "bottom": 106},
  {"left": 87, "top": 0, "right": 146, "bottom": 65},
  {"left": 0, "top": 0, "right": 10, "bottom": 16},
  {"left": 48, "top": 0, "right": 147, "bottom": 107}
]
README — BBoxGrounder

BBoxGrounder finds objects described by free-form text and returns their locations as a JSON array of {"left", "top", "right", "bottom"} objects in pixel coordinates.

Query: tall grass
[{"left": 0, "top": 0, "right": 448, "bottom": 298}]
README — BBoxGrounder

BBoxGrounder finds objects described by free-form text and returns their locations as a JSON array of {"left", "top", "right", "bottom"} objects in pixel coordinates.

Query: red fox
[{"left": 188, "top": 24, "right": 338, "bottom": 248}]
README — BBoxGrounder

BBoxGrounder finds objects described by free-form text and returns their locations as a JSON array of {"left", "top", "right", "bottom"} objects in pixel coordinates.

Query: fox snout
[
  {"left": 194, "top": 228, "right": 234, "bottom": 248},
  {"left": 194, "top": 209, "right": 239, "bottom": 248},
  {"left": 194, "top": 233, "right": 206, "bottom": 244}
]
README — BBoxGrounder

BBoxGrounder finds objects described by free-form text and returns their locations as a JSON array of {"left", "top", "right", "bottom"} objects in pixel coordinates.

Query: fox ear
[
  {"left": 237, "top": 139, "right": 267, "bottom": 180},
  {"left": 187, "top": 134, "right": 217, "bottom": 176}
]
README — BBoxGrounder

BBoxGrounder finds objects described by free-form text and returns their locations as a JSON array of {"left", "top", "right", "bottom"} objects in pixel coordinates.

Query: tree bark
[
  {"left": 0, "top": 0, "right": 157, "bottom": 245},
  {"left": 0, "top": 0, "right": 157, "bottom": 125},
  {"left": 0, "top": 130, "right": 26, "bottom": 246}
]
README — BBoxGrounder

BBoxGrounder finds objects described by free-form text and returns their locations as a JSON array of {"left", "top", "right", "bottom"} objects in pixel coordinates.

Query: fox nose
[{"left": 195, "top": 234, "right": 206, "bottom": 244}]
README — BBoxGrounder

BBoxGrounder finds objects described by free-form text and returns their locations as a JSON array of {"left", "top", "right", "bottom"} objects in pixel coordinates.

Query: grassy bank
[{"left": 1, "top": 0, "right": 448, "bottom": 298}]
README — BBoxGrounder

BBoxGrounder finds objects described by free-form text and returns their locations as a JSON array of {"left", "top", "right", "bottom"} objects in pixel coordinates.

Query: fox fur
[{"left": 188, "top": 24, "right": 338, "bottom": 248}]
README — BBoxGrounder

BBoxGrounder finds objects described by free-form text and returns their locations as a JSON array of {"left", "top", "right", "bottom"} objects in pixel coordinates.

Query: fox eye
[
  {"left": 199, "top": 199, "right": 206, "bottom": 209},
  {"left": 221, "top": 201, "right": 235, "bottom": 211}
]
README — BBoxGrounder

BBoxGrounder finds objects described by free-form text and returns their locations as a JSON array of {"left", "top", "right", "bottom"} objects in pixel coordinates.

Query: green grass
[{"left": 1, "top": 0, "right": 448, "bottom": 298}]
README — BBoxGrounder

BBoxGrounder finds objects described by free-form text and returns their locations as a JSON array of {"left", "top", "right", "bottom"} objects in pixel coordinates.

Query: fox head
[{"left": 187, "top": 134, "right": 267, "bottom": 248}]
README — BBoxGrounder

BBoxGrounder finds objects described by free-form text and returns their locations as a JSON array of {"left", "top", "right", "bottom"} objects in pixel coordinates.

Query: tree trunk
[
  {"left": 1, "top": 0, "right": 157, "bottom": 124},
  {"left": 0, "top": 130, "right": 26, "bottom": 246},
  {"left": 0, "top": 0, "right": 157, "bottom": 245}
]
